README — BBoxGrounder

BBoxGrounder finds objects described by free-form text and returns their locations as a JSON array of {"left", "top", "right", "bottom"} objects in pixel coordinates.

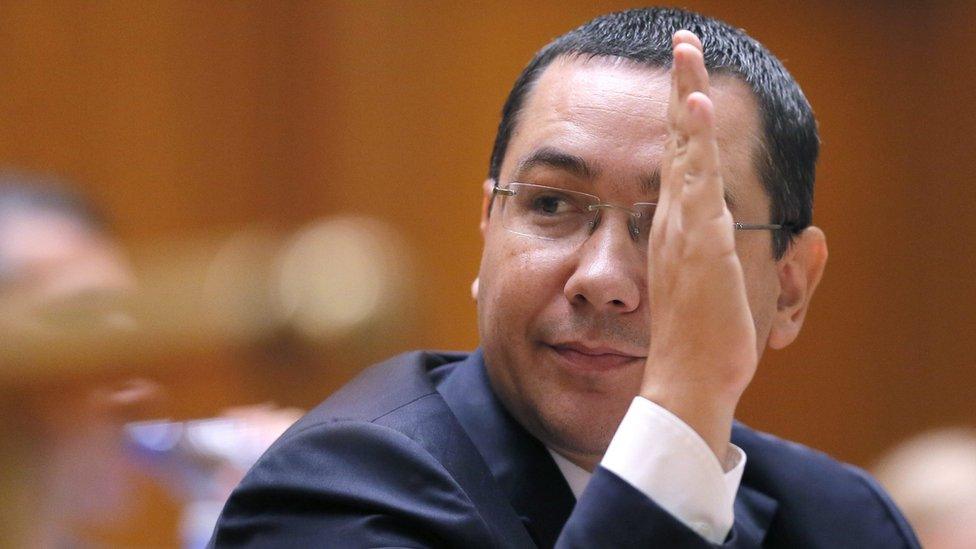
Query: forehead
[{"left": 501, "top": 55, "right": 764, "bottom": 203}]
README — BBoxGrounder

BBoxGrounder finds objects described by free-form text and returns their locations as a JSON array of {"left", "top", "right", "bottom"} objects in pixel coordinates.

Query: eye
[{"left": 531, "top": 194, "right": 569, "bottom": 215}]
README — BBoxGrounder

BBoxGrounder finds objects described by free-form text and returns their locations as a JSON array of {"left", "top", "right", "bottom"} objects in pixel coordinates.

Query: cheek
[
  {"left": 738, "top": 240, "right": 781, "bottom": 336},
  {"left": 477, "top": 236, "right": 569, "bottom": 332}
]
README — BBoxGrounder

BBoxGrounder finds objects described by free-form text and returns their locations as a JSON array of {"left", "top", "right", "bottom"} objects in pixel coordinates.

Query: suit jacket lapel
[
  {"left": 436, "top": 351, "right": 779, "bottom": 547},
  {"left": 730, "top": 484, "right": 777, "bottom": 546},
  {"left": 437, "top": 350, "right": 577, "bottom": 548}
]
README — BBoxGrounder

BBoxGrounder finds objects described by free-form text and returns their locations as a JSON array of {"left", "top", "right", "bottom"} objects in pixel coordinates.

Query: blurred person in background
[
  {"left": 212, "top": 8, "right": 918, "bottom": 547},
  {"left": 0, "top": 170, "right": 135, "bottom": 338},
  {"left": 875, "top": 429, "right": 976, "bottom": 549},
  {"left": 0, "top": 169, "right": 147, "bottom": 546},
  {"left": 0, "top": 170, "right": 299, "bottom": 547}
]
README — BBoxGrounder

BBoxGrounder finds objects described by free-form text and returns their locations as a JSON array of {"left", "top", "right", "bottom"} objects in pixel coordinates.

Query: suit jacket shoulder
[
  {"left": 732, "top": 424, "right": 918, "bottom": 546},
  {"left": 212, "top": 351, "right": 535, "bottom": 548},
  {"left": 295, "top": 350, "right": 456, "bottom": 423}
]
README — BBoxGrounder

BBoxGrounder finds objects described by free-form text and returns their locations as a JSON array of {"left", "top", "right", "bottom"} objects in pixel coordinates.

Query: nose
[{"left": 563, "top": 212, "right": 643, "bottom": 314}]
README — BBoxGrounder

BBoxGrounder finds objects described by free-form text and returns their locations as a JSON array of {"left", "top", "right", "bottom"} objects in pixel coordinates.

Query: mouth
[{"left": 545, "top": 341, "right": 646, "bottom": 372}]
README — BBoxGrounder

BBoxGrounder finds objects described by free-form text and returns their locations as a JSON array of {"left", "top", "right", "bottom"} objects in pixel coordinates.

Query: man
[{"left": 212, "top": 8, "right": 919, "bottom": 547}]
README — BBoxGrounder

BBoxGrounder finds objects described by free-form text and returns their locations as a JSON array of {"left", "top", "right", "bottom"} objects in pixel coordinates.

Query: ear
[
  {"left": 767, "top": 226, "right": 828, "bottom": 350},
  {"left": 473, "top": 178, "right": 495, "bottom": 302},
  {"left": 480, "top": 178, "right": 495, "bottom": 236}
]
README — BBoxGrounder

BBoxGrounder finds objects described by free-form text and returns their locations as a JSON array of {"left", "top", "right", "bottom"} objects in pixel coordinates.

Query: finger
[
  {"left": 668, "top": 33, "right": 709, "bottom": 129},
  {"left": 656, "top": 141, "right": 687, "bottom": 231},
  {"left": 672, "top": 29, "right": 703, "bottom": 50},
  {"left": 674, "top": 43, "right": 709, "bottom": 108},
  {"left": 663, "top": 32, "right": 710, "bottom": 223},
  {"left": 669, "top": 30, "right": 704, "bottom": 107},
  {"left": 680, "top": 92, "right": 727, "bottom": 226}
]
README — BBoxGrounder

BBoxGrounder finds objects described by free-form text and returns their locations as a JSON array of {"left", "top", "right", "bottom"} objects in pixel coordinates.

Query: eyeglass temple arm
[
  {"left": 587, "top": 205, "right": 785, "bottom": 231},
  {"left": 734, "top": 222, "right": 784, "bottom": 231}
]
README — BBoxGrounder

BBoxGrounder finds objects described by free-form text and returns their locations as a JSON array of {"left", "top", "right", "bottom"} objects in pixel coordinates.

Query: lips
[{"left": 547, "top": 341, "right": 646, "bottom": 371}]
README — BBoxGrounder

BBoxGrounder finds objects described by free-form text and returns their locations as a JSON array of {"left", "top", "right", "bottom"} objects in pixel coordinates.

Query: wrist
[{"left": 639, "top": 378, "right": 739, "bottom": 462}]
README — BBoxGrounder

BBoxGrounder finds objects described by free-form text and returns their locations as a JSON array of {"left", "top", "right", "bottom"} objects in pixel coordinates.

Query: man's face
[{"left": 477, "top": 56, "right": 783, "bottom": 463}]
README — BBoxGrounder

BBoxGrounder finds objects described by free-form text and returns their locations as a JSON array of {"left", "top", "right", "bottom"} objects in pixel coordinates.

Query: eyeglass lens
[{"left": 499, "top": 183, "right": 655, "bottom": 245}]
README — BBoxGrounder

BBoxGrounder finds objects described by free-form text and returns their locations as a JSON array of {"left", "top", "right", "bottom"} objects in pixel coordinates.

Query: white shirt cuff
[{"left": 601, "top": 396, "right": 746, "bottom": 544}]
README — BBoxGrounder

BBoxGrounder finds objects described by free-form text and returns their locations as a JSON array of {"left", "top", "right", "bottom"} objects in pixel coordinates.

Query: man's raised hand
[{"left": 641, "top": 30, "right": 758, "bottom": 465}]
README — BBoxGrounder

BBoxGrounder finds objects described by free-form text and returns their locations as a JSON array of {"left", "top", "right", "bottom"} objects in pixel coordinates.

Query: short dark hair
[{"left": 488, "top": 7, "right": 818, "bottom": 258}]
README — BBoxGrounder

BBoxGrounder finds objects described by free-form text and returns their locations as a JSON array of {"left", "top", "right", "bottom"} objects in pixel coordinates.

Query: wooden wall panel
[{"left": 0, "top": 3, "right": 973, "bottom": 542}]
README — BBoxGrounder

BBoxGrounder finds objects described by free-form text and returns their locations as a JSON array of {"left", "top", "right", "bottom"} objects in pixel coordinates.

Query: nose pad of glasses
[
  {"left": 585, "top": 207, "right": 643, "bottom": 241},
  {"left": 587, "top": 209, "right": 603, "bottom": 234},
  {"left": 628, "top": 218, "right": 641, "bottom": 240}
]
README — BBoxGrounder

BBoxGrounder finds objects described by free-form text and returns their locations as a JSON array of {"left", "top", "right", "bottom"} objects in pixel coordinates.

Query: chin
[
  {"left": 535, "top": 390, "right": 630, "bottom": 458},
  {"left": 488, "top": 345, "right": 638, "bottom": 451}
]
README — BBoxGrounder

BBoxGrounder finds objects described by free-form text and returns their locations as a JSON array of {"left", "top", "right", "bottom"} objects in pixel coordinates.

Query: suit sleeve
[
  {"left": 210, "top": 421, "right": 496, "bottom": 548},
  {"left": 556, "top": 467, "right": 719, "bottom": 548},
  {"left": 557, "top": 465, "right": 922, "bottom": 548}
]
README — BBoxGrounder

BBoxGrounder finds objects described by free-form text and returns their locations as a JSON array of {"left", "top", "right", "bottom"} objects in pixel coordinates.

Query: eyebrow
[
  {"left": 514, "top": 147, "right": 597, "bottom": 181},
  {"left": 638, "top": 169, "right": 660, "bottom": 196}
]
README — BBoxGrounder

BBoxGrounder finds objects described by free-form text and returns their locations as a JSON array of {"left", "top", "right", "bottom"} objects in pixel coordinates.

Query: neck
[{"left": 551, "top": 446, "right": 600, "bottom": 473}]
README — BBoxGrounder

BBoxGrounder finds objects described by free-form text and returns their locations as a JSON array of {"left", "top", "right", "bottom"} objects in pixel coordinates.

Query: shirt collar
[{"left": 547, "top": 448, "right": 592, "bottom": 500}]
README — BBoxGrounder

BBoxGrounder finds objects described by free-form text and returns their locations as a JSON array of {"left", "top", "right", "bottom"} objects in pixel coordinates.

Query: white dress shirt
[{"left": 548, "top": 396, "right": 746, "bottom": 544}]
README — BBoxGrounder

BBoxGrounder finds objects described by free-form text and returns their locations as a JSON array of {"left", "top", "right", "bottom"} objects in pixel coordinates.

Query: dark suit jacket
[{"left": 211, "top": 350, "right": 919, "bottom": 548}]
